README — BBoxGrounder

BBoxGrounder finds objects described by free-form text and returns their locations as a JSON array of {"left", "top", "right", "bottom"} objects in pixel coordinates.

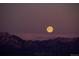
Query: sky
[{"left": 0, "top": 3, "right": 79, "bottom": 39}]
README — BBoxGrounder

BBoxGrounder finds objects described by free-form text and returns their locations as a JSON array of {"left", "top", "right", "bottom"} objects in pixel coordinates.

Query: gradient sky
[{"left": 0, "top": 4, "right": 79, "bottom": 36}]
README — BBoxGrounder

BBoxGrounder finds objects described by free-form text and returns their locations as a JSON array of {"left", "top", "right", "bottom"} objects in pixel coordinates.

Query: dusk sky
[{"left": 0, "top": 4, "right": 79, "bottom": 40}]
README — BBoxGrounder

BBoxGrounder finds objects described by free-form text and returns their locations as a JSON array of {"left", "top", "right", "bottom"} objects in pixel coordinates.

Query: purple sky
[{"left": 0, "top": 4, "right": 79, "bottom": 36}]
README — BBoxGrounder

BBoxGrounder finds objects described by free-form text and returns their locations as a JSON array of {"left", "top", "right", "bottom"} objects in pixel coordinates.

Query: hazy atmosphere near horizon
[{"left": 0, "top": 3, "right": 79, "bottom": 40}]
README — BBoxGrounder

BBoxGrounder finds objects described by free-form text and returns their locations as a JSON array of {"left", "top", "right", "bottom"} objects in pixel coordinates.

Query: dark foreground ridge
[{"left": 0, "top": 32, "right": 79, "bottom": 56}]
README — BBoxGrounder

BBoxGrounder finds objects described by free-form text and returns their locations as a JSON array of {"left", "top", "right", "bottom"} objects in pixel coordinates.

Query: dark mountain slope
[{"left": 0, "top": 32, "right": 79, "bottom": 56}]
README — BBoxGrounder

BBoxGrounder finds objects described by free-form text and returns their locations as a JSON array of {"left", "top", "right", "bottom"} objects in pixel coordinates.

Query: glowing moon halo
[{"left": 46, "top": 26, "right": 54, "bottom": 33}]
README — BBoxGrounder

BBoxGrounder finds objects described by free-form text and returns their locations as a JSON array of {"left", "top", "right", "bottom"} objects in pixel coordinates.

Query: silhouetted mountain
[{"left": 0, "top": 32, "right": 79, "bottom": 56}]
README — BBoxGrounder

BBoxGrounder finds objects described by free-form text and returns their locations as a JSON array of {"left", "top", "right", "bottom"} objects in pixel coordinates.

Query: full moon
[{"left": 46, "top": 26, "right": 54, "bottom": 33}]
